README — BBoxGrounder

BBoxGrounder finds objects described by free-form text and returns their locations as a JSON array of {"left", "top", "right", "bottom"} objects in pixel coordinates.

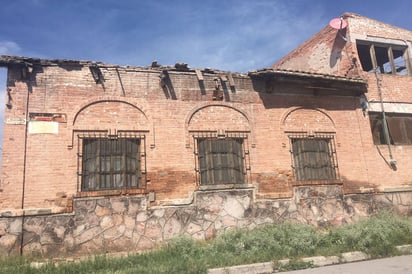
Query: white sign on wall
[{"left": 28, "top": 121, "right": 59, "bottom": 134}]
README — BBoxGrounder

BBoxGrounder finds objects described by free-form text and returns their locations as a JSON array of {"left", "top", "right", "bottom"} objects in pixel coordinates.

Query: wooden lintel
[
  {"left": 195, "top": 69, "right": 203, "bottom": 81},
  {"left": 228, "top": 73, "right": 235, "bottom": 87}
]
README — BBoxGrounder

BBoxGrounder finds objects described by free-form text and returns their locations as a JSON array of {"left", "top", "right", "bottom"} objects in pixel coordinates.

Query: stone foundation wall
[{"left": 1, "top": 186, "right": 411, "bottom": 257}]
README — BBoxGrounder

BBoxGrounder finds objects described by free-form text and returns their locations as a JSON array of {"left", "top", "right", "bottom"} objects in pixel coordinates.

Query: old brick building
[
  {"left": 274, "top": 12, "right": 412, "bottom": 193},
  {"left": 0, "top": 13, "right": 411, "bottom": 256}
]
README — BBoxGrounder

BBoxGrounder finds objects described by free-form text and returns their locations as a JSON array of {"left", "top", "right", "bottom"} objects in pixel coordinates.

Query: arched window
[
  {"left": 76, "top": 131, "right": 147, "bottom": 192},
  {"left": 193, "top": 131, "right": 250, "bottom": 187},
  {"left": 289, "top": 133, "right": 338, "bottom": 181}
]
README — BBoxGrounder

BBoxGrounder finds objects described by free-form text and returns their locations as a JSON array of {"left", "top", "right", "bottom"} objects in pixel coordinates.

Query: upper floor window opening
[
  {"left": 356, "top": 41, "right": 410, "bottom": 76},
  {"left": 369, "top": 112, "right": 412, "bottom": 145}
]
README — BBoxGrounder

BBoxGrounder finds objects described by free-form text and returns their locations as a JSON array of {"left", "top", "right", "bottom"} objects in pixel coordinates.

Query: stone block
[
  {"left": 223, "top": 196, "right": 245, "bottom": 218},
  {"left": 163, "top": 217, "right": 182, "bottom": 239},
  {"left": 186, "top": 222, "right": 202, "bottom": 235},
  {"left": 24, "top": 220, "right": 44, "bottom": 235},
  {"left": 0, "top": 234, "right": 18, "bottom": 251},
  {"left": 74, "top": 226, "right": 101, "bottom": 245},
  {"left": 136, "top": 212, "right": 148, "bottom": 222},
  {"left": 95, "top": 205, "right": 111, "bottom": 216},
  {"left": 153, "top": 208, "right": 165, "bottom": 218},
  {"left": 340, "top": 251, "right": 370, "bottom": 262},
  {"left": 396, "top": 244, "right": 412, "bottom": 254},
  {"left": 100, "top": 216, "right": 114, "bottom": 229},
  {"left": 76, "top": 199, "right": 97, "bottom": 212},
  {"left": 208, "top": 262, "right": 273, "bottom": 274},
  {"left": 9, "top": 218, "right": 23, "bottom": 235},
  {"left": 103, "top": 227, "right": 121, "bottom": 240},
  {"left": 123, "top": 215, "right": 135, "bottom": 228},
  {"left": 302, "top": 255, "right": 340, "bottom": 266},
  {"left": 111, "top": 198, "right": 127, "bottom": 213}
]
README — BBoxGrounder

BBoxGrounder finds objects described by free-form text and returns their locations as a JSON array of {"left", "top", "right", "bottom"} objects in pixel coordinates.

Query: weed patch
[
  {"left": 275, "top": 259, "right": 314, "bottom": 271},
  {"left": 0, "top": 212, "right": 410, "bottom": 274}
]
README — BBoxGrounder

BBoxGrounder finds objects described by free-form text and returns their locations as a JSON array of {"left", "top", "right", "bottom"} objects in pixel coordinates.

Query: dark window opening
[
  {"left": 369, "top": 112, "right": 412, "bottom": 145},
  {"left": 193, "top": 132, "right": 250, "bottom": 186},
  {"left": 393, "top": 49, "right": 407, "bottom": 75},
  {"left": 356, "top": 41, "right": 409, "bottom": 76},
  {"left": 78, "top": 132, "right": 146, "bottom": 192},
  {"left": 290, "top": 134, "right": 338, "bottom": 181},
  {"left": 375, "top": 45, "right": 392, "bottom": 74},
  {"left": 357, "top": 44, "right": 374, "bottom": 72},
  {"left": 198, "top": 138, "right": 245, "bottom": 185}
]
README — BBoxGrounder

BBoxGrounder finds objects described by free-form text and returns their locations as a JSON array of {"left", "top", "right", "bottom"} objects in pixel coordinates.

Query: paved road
[{"left": 282, "top": 255, "right": 412, "bottom": 274}]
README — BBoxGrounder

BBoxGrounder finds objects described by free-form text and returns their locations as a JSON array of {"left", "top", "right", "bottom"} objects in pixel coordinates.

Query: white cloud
[
  {"left": 134, "top": 1, "right": 326, "bottom": 72},
  {"left": 0, "top": 1, "right": 328, "bottom": 73},
  {"left": 0, "top": 41, "right": 21, "bottom": 55}
]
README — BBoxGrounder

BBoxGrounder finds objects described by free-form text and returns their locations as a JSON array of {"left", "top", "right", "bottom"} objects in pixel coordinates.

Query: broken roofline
[
  {"left": 0, "top": 55, "right": 367, "bottom": 94},
  {"left": 0, "top": 55, "right": 247, "bottom": 76},
  {"left": 249, "top": 68, "right": 368, "bottom": 95},
  {"left": 249, "top": 68, "right": 367, "bottom": 85}
]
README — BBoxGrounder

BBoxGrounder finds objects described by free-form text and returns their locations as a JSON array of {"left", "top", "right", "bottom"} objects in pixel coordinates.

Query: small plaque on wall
[
  {"left": 28, "top": 121, "right": 59, "bottom": 134},
  {"left": 6, "top": 117, "right": 26, "bottom": 125},
  {"left": 29, "top": 113, "right": 67, "bottom": 123}
]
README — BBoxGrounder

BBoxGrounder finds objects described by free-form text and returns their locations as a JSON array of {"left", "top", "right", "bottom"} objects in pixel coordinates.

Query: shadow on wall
[
  {"left": 251, "top": 79, "right": 360, "bottom": 111},
  {"left": 329, "top": 28, "right": 347, "bottom": 68},
  {"left": 0, "top": 68, "right": 6, "bottom": 172}
]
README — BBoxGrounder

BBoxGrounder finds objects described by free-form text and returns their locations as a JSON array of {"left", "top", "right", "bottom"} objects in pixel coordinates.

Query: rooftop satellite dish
[
  {"left": 329, "top": 17, "right": 348, "bottom": 42},
  {"left": 329, "top": 17, "right": 347, "bottom": 29}
]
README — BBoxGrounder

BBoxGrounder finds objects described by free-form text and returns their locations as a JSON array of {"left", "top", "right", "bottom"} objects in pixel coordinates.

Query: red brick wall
[
  {"left": 274, "top": 13, "right": 412, "bottom": 194},
  {"left": 1, "top": 56, "right": 411, "bottom": 211}
]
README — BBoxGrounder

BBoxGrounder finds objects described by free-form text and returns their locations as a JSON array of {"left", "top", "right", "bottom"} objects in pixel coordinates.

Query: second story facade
[{"left": 274, "top": 12, "right": 412, "bottom": 193}]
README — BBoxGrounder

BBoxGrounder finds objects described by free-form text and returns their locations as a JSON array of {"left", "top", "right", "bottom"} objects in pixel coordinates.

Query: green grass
[
  {"left": 1, "top": 211, "right": 411, "bottom": 274},
  {"left": 275, "top": 259, "right": 315, "bottom": 271}
]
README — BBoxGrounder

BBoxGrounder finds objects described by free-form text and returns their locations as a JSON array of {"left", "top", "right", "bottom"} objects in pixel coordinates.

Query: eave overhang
[{"left": 248, "top": 68, "right": 368, "bottom": 96}]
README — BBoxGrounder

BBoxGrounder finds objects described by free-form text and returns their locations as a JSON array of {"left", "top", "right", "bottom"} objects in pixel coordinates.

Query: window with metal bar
[
  {"left": 197, "top": 138, "right": 245, "bottom": 185},
  {"left": 81, "top": 138, "right": 141, "bottom": 191},
  {"left": 290, "top": 135, "right": 338, "bottom": 181},
  {"left": 192, "top": 130, "right": 250, "bottom": 186}
]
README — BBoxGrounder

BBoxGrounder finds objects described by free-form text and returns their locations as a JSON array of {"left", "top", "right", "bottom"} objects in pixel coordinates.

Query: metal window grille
[
  {"left": 77, "top": 131, "right": 146, "bottom": 192},
  {"left": 289, "top": 133, "right": 338, "bottom": 181},
  {"left": 192, "top": 131, "right": 250, "bottom": 186}
]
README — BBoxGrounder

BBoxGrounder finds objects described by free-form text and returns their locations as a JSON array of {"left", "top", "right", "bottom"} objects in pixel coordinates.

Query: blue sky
[
  {"left": 0, "top": 0, "right": 412, "bottom": 138},
  {"left": 1, "top": 0, "right": 411, "bottom": 72}
]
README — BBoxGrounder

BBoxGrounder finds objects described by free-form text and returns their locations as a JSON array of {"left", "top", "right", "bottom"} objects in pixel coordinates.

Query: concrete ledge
[
  {"left": 383, "top": 186, "right": 412, "bottom": 193},
  {"left": 204, "top": 262, "right": 273, "bottom": 274},
  {"left": 302, "top": 255, "right": 340, "bottom": 266},
  {"left": 396, "top": 244, "right": 412, "bottom": 254},
  {"left": 0, "top": 207, "right": 72, "bottom": 217},
  {"left": 340, "top": 251, "right": 370, "bottom": 263}
]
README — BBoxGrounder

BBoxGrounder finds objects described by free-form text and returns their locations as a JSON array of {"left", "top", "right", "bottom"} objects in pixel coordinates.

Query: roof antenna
[{"left": 329, "top": 17, "right": 348, "bottom": 42}]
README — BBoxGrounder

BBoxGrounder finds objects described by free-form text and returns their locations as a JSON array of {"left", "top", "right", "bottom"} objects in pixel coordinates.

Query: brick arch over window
[
  {"left": 282, "top": 108, "right": 339, "bottom": 182},
  {"left": 186, "top": 104, "right": 251, "bottom": 132},
  {"left": 186, "top": 104, "right": 252, "bottom": 187},
  {"left": 73, "top": 100, "right": 150, "bottom": 131},
  {"left": 71, "top": 100, "right": 151, "bottom": 195},
  {"left": 281, "top": 107, "right": 335, "bottom": 132}
]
